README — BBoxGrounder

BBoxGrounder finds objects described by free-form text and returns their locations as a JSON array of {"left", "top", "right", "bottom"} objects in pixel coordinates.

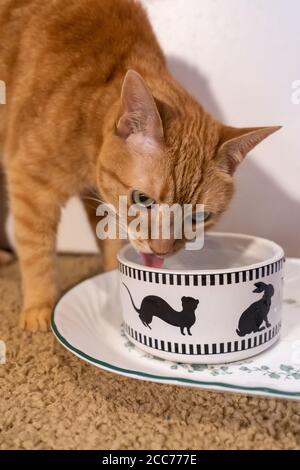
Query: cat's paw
[{"left": 19, "top": 306, "right": 52, "bottom": 332}]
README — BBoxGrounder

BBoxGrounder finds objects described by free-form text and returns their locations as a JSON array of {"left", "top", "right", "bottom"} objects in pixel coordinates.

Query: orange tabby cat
[{"left": 0, "top": 0, "right": 280, "bottom": 332}]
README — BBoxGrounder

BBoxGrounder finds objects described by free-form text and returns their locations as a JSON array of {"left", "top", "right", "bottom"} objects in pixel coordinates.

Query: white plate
[{"left": 51, "top": 258, "right": 300, "bottom": 400}]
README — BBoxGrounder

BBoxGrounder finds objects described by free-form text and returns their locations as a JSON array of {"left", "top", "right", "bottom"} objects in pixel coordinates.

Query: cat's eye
[
  {"left": 191, "top": 211, "right": 211, "bottom": 224},
  {"left": 132, "top": 191, "right": 156, "bottom": 208}
]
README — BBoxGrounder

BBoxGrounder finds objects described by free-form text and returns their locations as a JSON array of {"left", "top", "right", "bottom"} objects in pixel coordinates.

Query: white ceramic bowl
[{"left": 118, "top": 233, "right": 285, "bottom": 364}]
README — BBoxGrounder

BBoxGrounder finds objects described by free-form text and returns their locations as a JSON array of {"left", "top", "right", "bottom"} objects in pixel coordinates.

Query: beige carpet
[{"left": 0, "top": 255, "right": 300, "bottom": 450}]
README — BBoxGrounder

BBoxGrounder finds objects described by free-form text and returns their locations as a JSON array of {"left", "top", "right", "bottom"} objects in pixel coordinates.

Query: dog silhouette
[
  {"left": 123, "top": 284, "right": 199, "bottom": 336},
  {"left": 236, "top": 282, "right": 274, "bottom": 337}
]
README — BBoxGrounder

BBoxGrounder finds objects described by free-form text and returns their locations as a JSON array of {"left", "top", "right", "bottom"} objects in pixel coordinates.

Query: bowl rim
[{"left": 117, "top": 232, "right": 285, "bottom": 276}]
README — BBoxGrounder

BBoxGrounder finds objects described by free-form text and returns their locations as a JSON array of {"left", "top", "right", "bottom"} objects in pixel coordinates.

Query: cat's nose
[
  {"left": 149, "top": 240, "right": 174, "bottom": 257},
  {"left": 152, "top": 250, "right": 169, "bottom": 257}
]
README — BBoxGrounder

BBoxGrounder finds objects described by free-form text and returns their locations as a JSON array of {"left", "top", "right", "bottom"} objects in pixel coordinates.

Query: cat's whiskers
[{"left": 82, "top": 195, "right": 107, "bottom": 206}]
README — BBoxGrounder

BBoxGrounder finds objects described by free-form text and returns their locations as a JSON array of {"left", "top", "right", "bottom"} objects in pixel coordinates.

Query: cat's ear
[
  {"left": 116, "top": 69, "right": 164, "bottom": 144},
  {"left": 216, "top": 125, "right": 281, "bottom": 174}
]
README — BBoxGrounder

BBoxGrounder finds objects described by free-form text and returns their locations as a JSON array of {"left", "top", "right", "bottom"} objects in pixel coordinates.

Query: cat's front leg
[{"left": 7, "top": 169, "right": 62, "bottom": 332}]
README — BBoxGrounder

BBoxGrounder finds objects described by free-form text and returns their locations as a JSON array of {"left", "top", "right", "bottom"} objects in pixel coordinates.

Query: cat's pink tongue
[{"left": 141, "top": 253, "right": 165, "bottom": 268}]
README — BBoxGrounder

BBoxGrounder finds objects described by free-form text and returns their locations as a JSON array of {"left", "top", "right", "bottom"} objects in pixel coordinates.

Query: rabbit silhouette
[{"left": 236, "top": 282, "right": 274, "bottom": 337}]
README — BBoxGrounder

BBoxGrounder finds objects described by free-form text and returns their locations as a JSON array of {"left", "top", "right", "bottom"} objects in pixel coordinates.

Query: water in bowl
[{"left": 126, "top": 234, "right": 275, "bottom": 271}]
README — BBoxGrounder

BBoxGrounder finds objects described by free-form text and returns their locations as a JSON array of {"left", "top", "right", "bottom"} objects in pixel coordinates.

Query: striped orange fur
[{"left": 0, "top": 0, "right": 280, "bottom": 331}]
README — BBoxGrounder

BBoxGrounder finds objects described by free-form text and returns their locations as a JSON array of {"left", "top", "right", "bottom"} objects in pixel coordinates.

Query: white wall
[{"left": 5, "top": 0, "right": 300, "bottom": 256}]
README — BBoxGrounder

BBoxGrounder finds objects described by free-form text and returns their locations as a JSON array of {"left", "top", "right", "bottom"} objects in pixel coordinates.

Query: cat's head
[{"left": 98, "top": 70, "right": 280, "bottom": 266}]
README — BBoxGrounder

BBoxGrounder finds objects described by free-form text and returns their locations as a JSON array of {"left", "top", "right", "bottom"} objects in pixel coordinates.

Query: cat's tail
[
  {"left": 236, "top": 329, "right": 245, "bottom": 337},
  {"left": 123, "top": 283, "right": 140, "bottom": 314}
]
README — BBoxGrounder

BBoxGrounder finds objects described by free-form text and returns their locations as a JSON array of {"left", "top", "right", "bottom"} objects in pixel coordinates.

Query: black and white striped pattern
[
  {"left": 124, "top": 322, "right": 281, "bottom": 356},
  {"left": 119, "top": 258, "right": 285, "bottom": 287}
]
